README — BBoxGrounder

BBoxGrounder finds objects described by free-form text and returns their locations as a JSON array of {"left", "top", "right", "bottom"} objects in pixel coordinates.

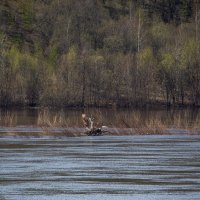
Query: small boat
[{"left": 85, "top": 128, "right": 103, "bottom": 136}]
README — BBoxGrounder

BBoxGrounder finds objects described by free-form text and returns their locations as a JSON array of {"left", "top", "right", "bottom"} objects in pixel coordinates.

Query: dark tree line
[{"left": 0, "top": 0, "right": 200, "bottom": 107}]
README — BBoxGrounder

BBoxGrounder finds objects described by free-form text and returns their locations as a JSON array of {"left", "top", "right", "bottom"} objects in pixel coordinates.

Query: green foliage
[
  {"left": 89, "top": 53, "right": 105, "bottom": 65},
  {"left": 0, "top": 0, "right": 200, "bottom": 107},
  {"left": 48, "top": 47, "right": 58, "bottom": 69},
  {"left": 181, "top": 39, "right": 200, "bottom": 70},
  {"left": 67, "top": 46, "right": 77, "bottom": 65},
  {"left": 34, "top": 41, "right": 43, "bottom": 58},
  {"left": 11, "top": 33, "right": 24, "bottom": 47},
  {"left": 20, "top": 1, "right": 34, "bottom": 29},
  {"left": 151, "top": 22, "right": 170, "bottom": 43},
  {"left": 160, "top": 53, "right": 176, "bottom": 72},
  {"left": 0, "top": 32, "right": 6, "bottom": 48},
  {"left": 139, "top": 47, "right": 156, "bottom": 68},
  {"left": 7, "top": 46, "right": 21, "bottom": 72},
  {"left": 180, "top": 38, "right": 200, "bottom": 104}
]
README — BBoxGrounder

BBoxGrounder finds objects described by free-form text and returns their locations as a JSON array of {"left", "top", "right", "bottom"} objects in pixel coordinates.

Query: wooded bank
[{"left": 0, "top": 1, "right": 200, "bottom": 107}]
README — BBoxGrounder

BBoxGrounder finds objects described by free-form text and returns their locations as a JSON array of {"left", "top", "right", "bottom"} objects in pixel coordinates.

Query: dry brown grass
[
  {"left": 0, "top": 109, "right": 199, "bottom": 136},
  {"left": 118, "top": 115, "right": 168, "bottom": 135},
  {"left": 37, "top": 110, "right": 80, "bottom": 127},
  {"left": 37, "top": 110, "right": 81, "bottom": 136},
  {"left": 0, "top": 112, "right": 17, "bottom": 127},
  {"left": 37, "top": 110, "right": 66, "bottom": 127},
  {"left": 115, "top": 111, "right": 199, "bottom": 135}
]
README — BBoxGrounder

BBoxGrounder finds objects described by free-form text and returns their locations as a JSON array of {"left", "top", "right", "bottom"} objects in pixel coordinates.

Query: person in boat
[
  {"left": 81, "top": 113, "right": 102, "bottom": 135},
  {"left": 81, "top": 113, "right": 93, "bottom": 131}
]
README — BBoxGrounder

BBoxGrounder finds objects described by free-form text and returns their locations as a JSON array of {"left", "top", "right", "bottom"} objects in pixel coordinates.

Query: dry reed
[{"left": 0, "top": 112, "right": 17, "bottom": 127}]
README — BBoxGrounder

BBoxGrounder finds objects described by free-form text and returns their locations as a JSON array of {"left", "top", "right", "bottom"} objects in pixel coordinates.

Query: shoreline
[
  {"left": 0, "top": 101, "right": 200, "bottom": 110},
  {"left": 0, "top": 126, "right": 199, "bottom": 137}
]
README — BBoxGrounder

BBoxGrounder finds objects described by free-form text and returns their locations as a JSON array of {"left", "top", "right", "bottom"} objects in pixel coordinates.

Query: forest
[{"left": 0, "top": 0, "right": 200, "bottom": 107}]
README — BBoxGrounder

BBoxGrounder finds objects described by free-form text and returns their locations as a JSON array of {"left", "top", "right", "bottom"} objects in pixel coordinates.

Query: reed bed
[
  {"left": 0, "top": 112, "right": 17, "bottom": 127},
  {"left": 37, "top": 110, "right": 81, "bottom": 136},
  {"left": 0, "top": 109, "right": 199, "bottom": 136},
  {"left": 35, "top": 108, "right": 200, "bottom": 135},
  {"left": 115, "top": 113, "right": 167, "bottom": 135},
  {"left": 35, "top": 109, "right": 200, "bottom": 135},
  {"left": 109, "top": 110, "right": 200, "bottom": 134},
  {"left": 37, "top": 110, "right": 81, "bottom": 127}
]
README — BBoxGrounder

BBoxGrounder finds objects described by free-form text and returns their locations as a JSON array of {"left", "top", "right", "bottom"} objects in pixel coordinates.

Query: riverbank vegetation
[
  {"left": 0, "top": 108, "right": 199, "bottom": 136},
  {"left": 0, "top": 1, "right": 200, "bottom": 107}
]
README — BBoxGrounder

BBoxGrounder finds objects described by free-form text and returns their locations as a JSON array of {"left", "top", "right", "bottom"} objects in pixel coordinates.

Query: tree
[
  {"left": 138, "top": 47, "right": 156, "bottom": 102},
  {"left": 0, "top": 34, "right": 12, "bottom": 106},
  {"left": 158, "top": 52, "right": 177, "bottom": 105},
  {"left": 181, "top": 39, "right": 200, "bottom": 105}
]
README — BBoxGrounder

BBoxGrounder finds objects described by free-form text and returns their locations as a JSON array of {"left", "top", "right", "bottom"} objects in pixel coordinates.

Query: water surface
[{"left": 1, "top": 135, "right": 200, "bottom": 200}]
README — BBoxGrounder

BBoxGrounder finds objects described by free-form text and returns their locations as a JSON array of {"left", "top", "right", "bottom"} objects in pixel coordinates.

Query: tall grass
[
  {"left": 36, "top": 109, "right": 200, "bottom": 134},
  {"left": 38, "top": 110, "right": 66, "bottom": 127},
  {"left": 112, "top": 110, "right": 200, "bottom": 134},
  {"left": 116, "top": 113, "right": 167, "bottom": 134},
  {"left": 0, "top": 112, "right": 17, "bottom": 127},
  {"left": 37, "top": 110, "right": 80, "bottom": 128}
]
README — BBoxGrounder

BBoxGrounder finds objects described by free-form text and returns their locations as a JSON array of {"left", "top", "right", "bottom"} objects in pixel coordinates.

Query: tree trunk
[
  {"left": 82, "top": 63, "right": 86, "bottom": 107},
  {"left": 181, "top": 89, "right": 184, "bottom": 106}
]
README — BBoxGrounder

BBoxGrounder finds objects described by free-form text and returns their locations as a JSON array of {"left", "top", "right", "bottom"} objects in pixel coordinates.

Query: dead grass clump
[
  {"left": 193, "top": 118, "right": 200, "bottom": 130},
  {"left": 0, "top": 112, "right": 17, "bottom": 127},
  {"left": 117, "top": 113, "right": 169, "bottom": 134},
  {"left": 37, "top": 110, "right": 68, "bottom": 127},
  {"left": 143, "top": 119, "right": 167, "bottom": 134},
  {"left": 171, "top": 111, "right": 200, "bottom": 130}
]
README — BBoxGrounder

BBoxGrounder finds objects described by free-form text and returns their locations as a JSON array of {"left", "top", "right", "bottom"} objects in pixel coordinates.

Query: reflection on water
[
  {"left": 0, "top": 107, "right": 199, "bottom": 128},
  {"left": 1, "top": 135, "right": 200, "bottom": 200}
]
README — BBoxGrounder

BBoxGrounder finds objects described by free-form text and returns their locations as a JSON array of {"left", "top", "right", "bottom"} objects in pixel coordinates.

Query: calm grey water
[{"left": 1, "top": 135, "right": 200, "bottom": 200}]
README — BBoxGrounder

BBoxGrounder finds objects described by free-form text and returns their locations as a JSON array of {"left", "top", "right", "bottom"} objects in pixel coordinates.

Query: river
[{"left": 1, "top": 135, "right": 200, "bottom": 200}]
